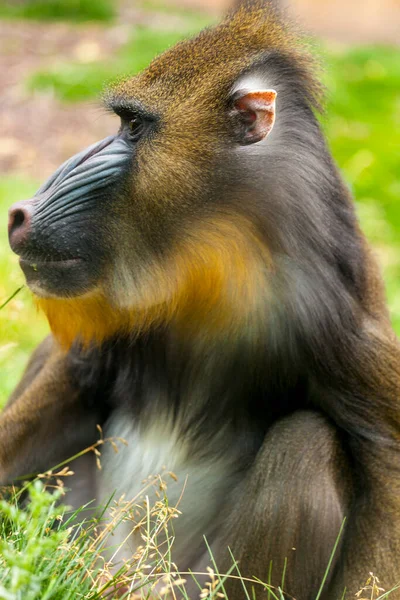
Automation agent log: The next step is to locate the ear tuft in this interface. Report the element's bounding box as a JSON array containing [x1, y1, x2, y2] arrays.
[[231, 89, 277, 145]]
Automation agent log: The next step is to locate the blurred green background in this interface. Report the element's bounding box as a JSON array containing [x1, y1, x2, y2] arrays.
[[0, 0, 399, 404]]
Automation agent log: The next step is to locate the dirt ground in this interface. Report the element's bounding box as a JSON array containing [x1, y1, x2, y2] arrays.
[[181, 0, 400, 44], [0, 2, 199, 179], [0, 18, 119, 178]]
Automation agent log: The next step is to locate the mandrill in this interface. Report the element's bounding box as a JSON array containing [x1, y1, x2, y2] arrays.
[[2, 2, 400, 598]]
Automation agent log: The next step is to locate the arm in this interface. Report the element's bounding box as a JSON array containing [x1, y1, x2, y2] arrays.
[[0, 337, 101, 483]]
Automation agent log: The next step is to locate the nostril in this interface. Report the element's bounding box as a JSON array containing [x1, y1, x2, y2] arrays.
[[11, 209, 25, 231], [8, 201, 34, 252]]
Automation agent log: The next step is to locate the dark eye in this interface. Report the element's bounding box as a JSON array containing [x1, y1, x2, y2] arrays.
[[127, 116, 145, 140]]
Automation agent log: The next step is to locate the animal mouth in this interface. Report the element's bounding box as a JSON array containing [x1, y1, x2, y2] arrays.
[[19, 257, 83, 270], [18, 256, 91, 299]]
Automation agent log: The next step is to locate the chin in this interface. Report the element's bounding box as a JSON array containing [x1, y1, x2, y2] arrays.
[[19, 257, 97, 299]]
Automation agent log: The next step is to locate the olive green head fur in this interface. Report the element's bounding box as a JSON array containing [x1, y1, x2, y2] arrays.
[[105, 0, 322, 113], [10, 0, 349, 351]]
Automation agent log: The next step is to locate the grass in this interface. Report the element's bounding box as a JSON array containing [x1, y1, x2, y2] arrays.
[[323, 45, 400, 335], [0, 0, 115, 22], [0, 468, 274, 600], [0, 480, 101, 600], [0, 177, 49, 403], [0, 469, 396, 599]]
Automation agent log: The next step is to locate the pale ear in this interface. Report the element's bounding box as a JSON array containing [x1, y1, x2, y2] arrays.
[[231, 89, 277, 145]]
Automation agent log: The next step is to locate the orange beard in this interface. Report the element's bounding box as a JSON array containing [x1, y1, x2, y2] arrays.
[[36, 292, 164, 350], [36, 216, 272, 349]]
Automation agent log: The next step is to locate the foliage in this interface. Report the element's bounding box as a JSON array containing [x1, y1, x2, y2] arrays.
[[0, 0, 115, 22], [323, 45, 400, 334], [0, 480, 98, 599], [0, 475, 395, 598], [0, 472, 260, 600]]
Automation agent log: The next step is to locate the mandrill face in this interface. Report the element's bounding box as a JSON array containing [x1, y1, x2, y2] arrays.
[[7, 24, 280, 349]]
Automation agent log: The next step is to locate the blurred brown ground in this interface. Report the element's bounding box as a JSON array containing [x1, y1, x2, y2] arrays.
[[0, 0, 399, 181], [286, 0, 400, 45], [0, 19, 119, 178], [175, 0, 400, 45], [0, 2, 206, 178]]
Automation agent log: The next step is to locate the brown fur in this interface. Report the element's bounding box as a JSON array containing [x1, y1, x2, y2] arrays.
[[0, 339, 99, 481], [2, 2, 400, 599], [108, 3, 319, 106]]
